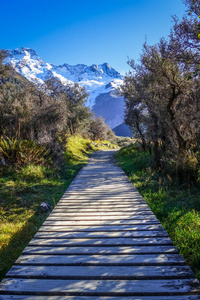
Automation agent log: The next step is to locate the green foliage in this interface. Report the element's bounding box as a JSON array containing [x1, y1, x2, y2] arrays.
[[115, 145, 200, 280], [0, 137, 50, 168], [88, 116, 111, 141], [118, 0, 200, 182]]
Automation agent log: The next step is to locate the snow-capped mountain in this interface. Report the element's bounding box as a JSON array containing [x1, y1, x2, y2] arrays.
[[5, 47, 125, 129]]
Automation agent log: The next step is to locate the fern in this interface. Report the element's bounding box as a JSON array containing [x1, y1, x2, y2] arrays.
[[0, 137, 51, 167]]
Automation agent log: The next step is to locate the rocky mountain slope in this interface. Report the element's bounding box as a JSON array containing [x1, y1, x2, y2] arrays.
[[5, 48, 125, 129]]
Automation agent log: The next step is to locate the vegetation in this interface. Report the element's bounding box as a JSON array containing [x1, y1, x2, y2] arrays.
[[0, 49, 118, 281], [115, 144, 200, 280], [0, 135, 116, 281], [119, 0, 200, 182], [117, 2, 200, 279]]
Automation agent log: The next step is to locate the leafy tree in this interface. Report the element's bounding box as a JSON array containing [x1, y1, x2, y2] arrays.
[[120, 34, 200, 177], [44, 78, 91, 136], [88, 116, 111, 141]]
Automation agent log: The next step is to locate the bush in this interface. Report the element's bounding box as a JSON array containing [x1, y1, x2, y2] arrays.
[[0, 138, 50, 168]]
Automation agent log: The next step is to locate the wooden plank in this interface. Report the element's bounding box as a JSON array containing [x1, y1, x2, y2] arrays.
[[60, 195, 143, 198], [68, 186, 137, 189], [38, 224, 164, 231], [68, 187, 137, 192], [43, 220, 160, 225], [69, 182, 135, 186], [56, 203, 146, 207], [71, 181, 133, 184], [58, 198, 144, 201], [48, 212, 154, 217], [7, 265, 194, 279], [51, 207, 152, 212], [58, 200, 145, 204], [1, 278, 199, 295], [59, 199, 144, 203], [63, 192, 138, 195], [34, 230, 168, 238], [52, 207, 151, 212], [29, 237, 173, 246], [63, 190, 138, 193], [22, 245, 179, 255], [46, 216, 157, 221], [53, 203, 150, 208], [15, 254, 184, 265]]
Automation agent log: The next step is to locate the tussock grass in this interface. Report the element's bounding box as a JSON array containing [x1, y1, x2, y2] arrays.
[[115, 145, 200, 280]]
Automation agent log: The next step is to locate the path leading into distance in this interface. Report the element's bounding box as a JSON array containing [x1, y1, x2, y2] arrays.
[[0, 150, 200, 299]]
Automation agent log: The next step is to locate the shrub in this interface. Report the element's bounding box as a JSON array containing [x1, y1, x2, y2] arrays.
[[0, 137, 50, 168]]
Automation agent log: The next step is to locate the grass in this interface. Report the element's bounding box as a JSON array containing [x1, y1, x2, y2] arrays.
[[0, 135, 117, 281], [115, 145, 200, 280]]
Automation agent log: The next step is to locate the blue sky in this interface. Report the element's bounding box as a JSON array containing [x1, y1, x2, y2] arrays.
[[1, 0, 186, 74]]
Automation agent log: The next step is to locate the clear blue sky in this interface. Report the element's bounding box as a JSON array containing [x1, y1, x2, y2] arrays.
[[1, 0, 186, 74]]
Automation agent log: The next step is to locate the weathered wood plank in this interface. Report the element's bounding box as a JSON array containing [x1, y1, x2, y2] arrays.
[[38, 224, 164, 231], [46, 216, 157, 220], [56, 203, 146, 207], [34, 230, 168, 238], [50, 208, 152, 212], [7, 265, 194, 279], [63, 192, 139, 195], [1, 278, 200, 295], [22, 245, 179, 255], [58, 200, 145, 204], [15, 254, 185, 265], [60, 195, 143, 199], [52, 206, 150, 211], [43, 220, 160, 226], [48, 212, 154, 217], [29, 237, 173, 246]]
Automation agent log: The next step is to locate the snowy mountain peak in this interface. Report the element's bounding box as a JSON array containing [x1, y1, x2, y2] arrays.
[[55, 62, 122, 81], [9, 47, 42, 62], [12, 47, 37, 56], [4, 48, 125, 129], [87, 63, 121, 78]]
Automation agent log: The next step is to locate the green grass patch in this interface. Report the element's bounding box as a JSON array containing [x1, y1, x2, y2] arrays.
[[115, 145, 200, 280], [64, 135, 118, 164]]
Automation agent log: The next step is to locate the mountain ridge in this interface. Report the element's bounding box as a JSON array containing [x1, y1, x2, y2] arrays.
[[5, 47, 125, 129]]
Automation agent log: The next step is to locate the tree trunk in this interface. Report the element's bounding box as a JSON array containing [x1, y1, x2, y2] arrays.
[[167, 87, 187, 152]]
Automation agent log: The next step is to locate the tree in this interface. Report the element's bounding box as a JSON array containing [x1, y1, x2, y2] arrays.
[[120, 35, 200, 174], [88, 116, 110, 141], [43, 78, 91, 136]]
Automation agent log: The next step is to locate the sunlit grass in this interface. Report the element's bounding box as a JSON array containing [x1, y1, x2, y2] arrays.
[[115, 145, 200, 280], [0, 170, 70, 281]]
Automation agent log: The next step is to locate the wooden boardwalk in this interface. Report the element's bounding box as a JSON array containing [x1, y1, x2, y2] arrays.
[[0, 150, 200, 299]]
